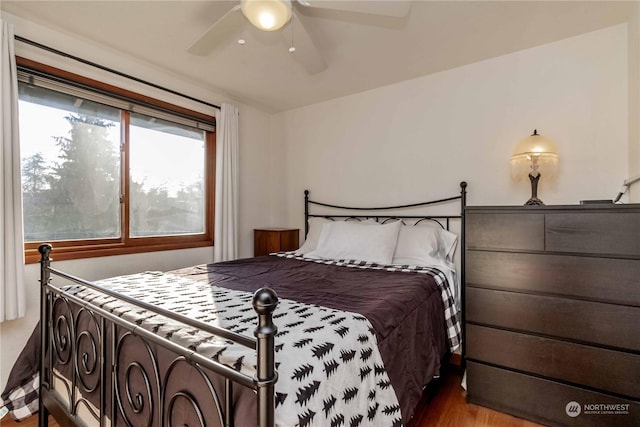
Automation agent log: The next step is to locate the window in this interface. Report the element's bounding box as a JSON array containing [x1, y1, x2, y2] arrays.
[[18, 60, 215, 263], [128, 113, 207, 237]]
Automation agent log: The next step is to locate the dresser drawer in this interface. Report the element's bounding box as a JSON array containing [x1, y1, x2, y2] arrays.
[[466, 212, 544, 251], [546, 212, 640, 256], [467, 325, 640, 398], [466, 251, 640, 306], [466, 287, 640, 351], [467, 361, 640, 427]]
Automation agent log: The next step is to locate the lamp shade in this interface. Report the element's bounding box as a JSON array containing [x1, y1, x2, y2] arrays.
[[241, 0, 292, 31], [512, 129, 558, 160], [511, 129, 559, 179]]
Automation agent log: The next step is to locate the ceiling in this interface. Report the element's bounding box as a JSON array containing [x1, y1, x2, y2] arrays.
[[1, 1, 634, 113]]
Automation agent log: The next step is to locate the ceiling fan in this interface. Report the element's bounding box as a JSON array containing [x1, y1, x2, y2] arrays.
[[188, 0, 411, 74]]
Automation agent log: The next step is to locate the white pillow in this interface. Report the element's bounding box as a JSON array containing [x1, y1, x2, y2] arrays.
[[297, 218, 379, 255], [392, 225, 459, 266], [440, 229, 458, 262], [297, 217, 331, 255], [306, 220, 401, 264], [392, 225, 443, 267]]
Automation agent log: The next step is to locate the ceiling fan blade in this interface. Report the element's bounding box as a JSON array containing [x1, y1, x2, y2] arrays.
[[188, 4, 242, 56], [297, 0, 411, 18], [290, 10, 327, 74]]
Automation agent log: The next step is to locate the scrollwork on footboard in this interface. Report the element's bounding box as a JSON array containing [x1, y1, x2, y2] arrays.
[[162, 358, 224, 427], [47, 289, 105, 423], [75, 310, 104, 422], [74, 308, 101, 394], [38, 243, 279, 427], [114, 332, 159, 427], [113, 331, 227, 427], [51, 296, 73, 367], [48, 294, 74, 410]]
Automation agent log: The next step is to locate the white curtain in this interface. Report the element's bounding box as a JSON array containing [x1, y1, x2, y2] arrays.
[[214, 103, 239, 262], [0, 19, 26, 322]]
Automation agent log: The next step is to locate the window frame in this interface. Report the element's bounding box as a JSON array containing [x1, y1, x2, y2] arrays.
[[19, 57, 216, 264]]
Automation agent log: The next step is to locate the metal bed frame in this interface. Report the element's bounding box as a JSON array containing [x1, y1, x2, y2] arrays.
[[38, 244, 278, 427], [36, 181, 467, 427]]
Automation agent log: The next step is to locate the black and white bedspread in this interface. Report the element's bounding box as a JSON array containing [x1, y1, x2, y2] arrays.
[[69, 272, 403, 427], [3, 254, 460, 424]]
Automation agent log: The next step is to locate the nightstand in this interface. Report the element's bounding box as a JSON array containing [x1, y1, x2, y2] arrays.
[[254, 228, 299, 256]]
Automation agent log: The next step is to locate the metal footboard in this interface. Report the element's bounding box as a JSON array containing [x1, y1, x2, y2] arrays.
[[38, 243, 278, 427]]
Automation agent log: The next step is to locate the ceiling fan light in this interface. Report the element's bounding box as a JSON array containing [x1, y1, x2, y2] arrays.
[[241, 0, 292, 31]]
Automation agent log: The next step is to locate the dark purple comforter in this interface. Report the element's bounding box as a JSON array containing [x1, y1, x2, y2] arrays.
[[172, 256, 450, 422]]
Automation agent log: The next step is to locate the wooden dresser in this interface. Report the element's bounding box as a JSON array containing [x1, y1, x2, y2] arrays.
[[254, 228, 299, 256], [464, 204, 640, 427]]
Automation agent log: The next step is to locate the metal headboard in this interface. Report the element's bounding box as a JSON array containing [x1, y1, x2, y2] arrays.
[[304, 181, 467, 236]]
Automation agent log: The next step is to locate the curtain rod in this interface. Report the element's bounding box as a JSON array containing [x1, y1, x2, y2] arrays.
[[14, 35, 221, 110]]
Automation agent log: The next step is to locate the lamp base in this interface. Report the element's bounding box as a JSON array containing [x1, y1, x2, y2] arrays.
[[524, 173, 544, 206], [525, 197, 545, 206]]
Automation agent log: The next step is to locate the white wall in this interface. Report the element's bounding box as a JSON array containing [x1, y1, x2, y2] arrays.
[[275, 25, 629, 232], [0, 12, 280, 390], [629, 2, 640, 202]]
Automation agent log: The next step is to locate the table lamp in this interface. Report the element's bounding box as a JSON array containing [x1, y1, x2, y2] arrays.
[[511, 130, 558, 205]]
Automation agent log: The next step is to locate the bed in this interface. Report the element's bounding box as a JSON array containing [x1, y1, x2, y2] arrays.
[[2, 182, 467, 427]]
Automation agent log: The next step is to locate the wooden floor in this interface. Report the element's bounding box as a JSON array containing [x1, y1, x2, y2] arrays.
[[1, 366, 542, 427], [408, 365, 543, 427], [0, 413, 52, 427]]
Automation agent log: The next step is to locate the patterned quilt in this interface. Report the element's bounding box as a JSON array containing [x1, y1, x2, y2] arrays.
[[69, 272, 403, 427]]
